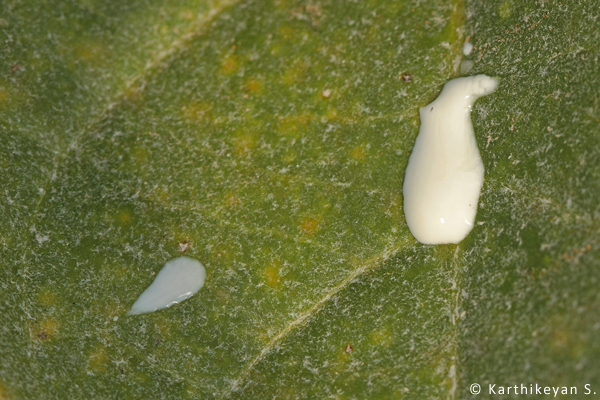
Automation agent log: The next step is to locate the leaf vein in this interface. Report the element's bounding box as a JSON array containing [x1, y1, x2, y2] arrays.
[[219, 239, 409, 399]]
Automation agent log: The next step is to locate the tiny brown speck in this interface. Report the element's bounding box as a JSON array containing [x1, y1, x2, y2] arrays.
[[400, 72, 412, 83], [178, 241, 190, 253], [344, 344, 353, 353], [37, 331, 49, 340]]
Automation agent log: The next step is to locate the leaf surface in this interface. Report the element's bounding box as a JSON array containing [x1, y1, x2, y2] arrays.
[[1, 0, 599, 399]]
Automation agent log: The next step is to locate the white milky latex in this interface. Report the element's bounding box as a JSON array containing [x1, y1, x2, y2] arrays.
[[127, 256, 206, 315], [403, 75, 498, 244]]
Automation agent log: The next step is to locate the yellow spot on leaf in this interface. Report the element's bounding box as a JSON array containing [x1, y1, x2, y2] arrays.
[[221, 56, 239, 75], [104, 303, 124, 320], [351, 145, 366, 161], [548, 321, 585, 359], [152, 186, 170, 203], [88, 345, 108, 373], [499, 0, 512, 19], [123, 86, 143, 105], [274, 0, 293, 9], [279, 112, 313, 137], [263, 259, 282, 289], [182, 101, 213, 124], [0, 86, 7, 104], [132, 146, 148, 165], [0, 381, 10, 400], [278, 24, 295, 39], [330, 342, 355, 373], [233, 134, 256, 156], [324, 107, 339, 122], [283, 151, 297, 164], [281, 63, 307, 86], [31, 318, 58, 341], [155, 315, 172, 338], [38, 287, 56, 306], [301, 216, 320, 236], [210, 243, 233, 264], [224, 191, 242, 208], [179, 9, 195, 21], [369, 325, 393, 347], [72, 42, 110, 66], [244, 78, 263, 95], [380, 192, 404, 223], [115, 209, 132, 226], [134, 371, 150, 383]]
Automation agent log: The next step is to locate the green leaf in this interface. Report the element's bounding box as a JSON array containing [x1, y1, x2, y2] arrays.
[[1, 0, 599, 398]]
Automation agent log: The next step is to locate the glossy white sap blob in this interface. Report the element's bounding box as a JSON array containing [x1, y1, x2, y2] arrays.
[[127, 256, 206, 315], [403, 75, 498, 244], [463, 41, 474, 56]]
